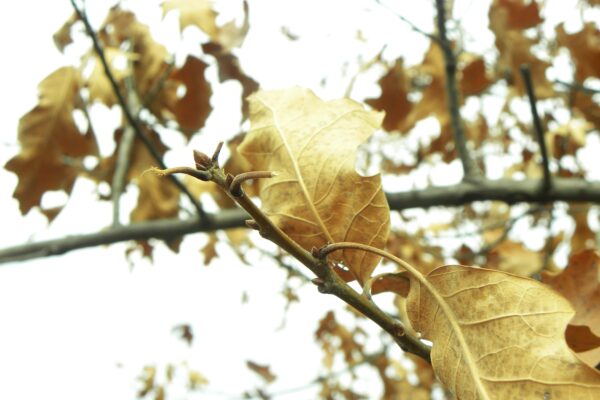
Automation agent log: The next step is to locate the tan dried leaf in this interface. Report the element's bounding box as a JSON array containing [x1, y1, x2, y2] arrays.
[[86, 48, 134, 107], [53, 12, 78, 52], [129, 131, 180, 222], [103, 8, 173, 118], [162, 0, 218, 39], [486, 240, 543, 276], [4, 67, 97, 217], [239, 88, 390, 283], [543, 249, 600, 338], [201, 234, 218, 265], [407, 265, 600, 399], [489, 0, 553, 98], [246, 360, 277, 384]]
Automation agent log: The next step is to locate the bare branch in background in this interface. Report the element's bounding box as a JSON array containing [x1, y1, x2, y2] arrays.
[[3, 177, 600, 264], [521, 65, 551, 193], [374, 0, 440, 44], [435, 0, 482, 181]]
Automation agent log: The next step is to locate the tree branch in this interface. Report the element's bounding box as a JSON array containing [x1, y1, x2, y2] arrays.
[[374, 0, 440, 44], [520, 65, 551, 193], [434, 0, 482, 181], [555, 79, 600, 95], [3, 177, 600, 265], [70, 0, 206, 220]]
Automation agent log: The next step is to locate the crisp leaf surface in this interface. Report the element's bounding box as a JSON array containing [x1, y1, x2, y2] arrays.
[[407, 265, 600, 399], [239, 87, 390, 282]]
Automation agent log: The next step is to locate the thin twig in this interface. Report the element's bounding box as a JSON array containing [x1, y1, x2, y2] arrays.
[[4, 177, 600, 264], [521, 65, 551, 193], [374, 0, 440, 44], [157, 154, 432, 362], [142, 61, 175, 109], [70, 0, 206, 220], [435, 0, 482, 181], [554, 79, 600, 95], [111, 44, 138, 226]]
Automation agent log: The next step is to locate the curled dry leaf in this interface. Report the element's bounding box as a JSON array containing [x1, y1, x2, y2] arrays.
[[407, 265, 600, 399], [4, 67, 97, 218], [239, 87, 390, 283]]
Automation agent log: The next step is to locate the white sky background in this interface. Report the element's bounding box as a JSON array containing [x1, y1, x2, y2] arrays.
[[0, 1, 599, 399]]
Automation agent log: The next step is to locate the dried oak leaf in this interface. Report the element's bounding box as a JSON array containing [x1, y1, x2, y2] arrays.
[[569, 206, 596, 253], [246, 360, 277, 384], [5, 67, 97, 217], [170, 55, 212, 136], [103, 8, 174, 119], [53, 12, 78, 52], [239, 87, 390, 283], [163, 0, 249, 50], [486, 240, 543, 277], [86, 48, 134, 107], [493, 0, 543, 30], [407, 264, 600, 399], [202, 42, 259, 119], [460, 56, 493, 97], [542, 249, 600, 339], [489, 0, 553, 98], [129, 131, 180, 222], [365, 58, 414, 133], [556, 22, 600, 82], [201, 233, 218, 265], [162, 0, 218, 39]]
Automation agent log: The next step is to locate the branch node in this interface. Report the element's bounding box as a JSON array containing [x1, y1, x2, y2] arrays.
[[245, 219, 260, 230], [230, 171, 276, 197]]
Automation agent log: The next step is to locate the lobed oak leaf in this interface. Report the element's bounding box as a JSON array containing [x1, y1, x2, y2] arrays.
[[489, 1, 554, 98], [569, 206, 596, 253], [53, 12, 78, 52], [202, 42, 259, 119], [460, 57, 493, 97], [102, 8, 173, 118], [239, 87, 390, 283], [493, 0, 543, 30], [486, 240, 543, 277], [163, 0, 249, 51], [407, 264, 600, 399], [542, 249, 600, 339], [365, 58, 414, 133], [556, 22, 600, 82], [170, 55, 212, 136], [4, 67, 97, 217], [162, 0, 218, 39]]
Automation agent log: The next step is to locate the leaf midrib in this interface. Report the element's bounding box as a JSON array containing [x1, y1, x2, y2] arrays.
[[256, 96, 334, 243]]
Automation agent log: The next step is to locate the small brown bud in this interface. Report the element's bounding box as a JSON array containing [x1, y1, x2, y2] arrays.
[[245, 219, 260, 230], [193, 150, 212, 171]]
